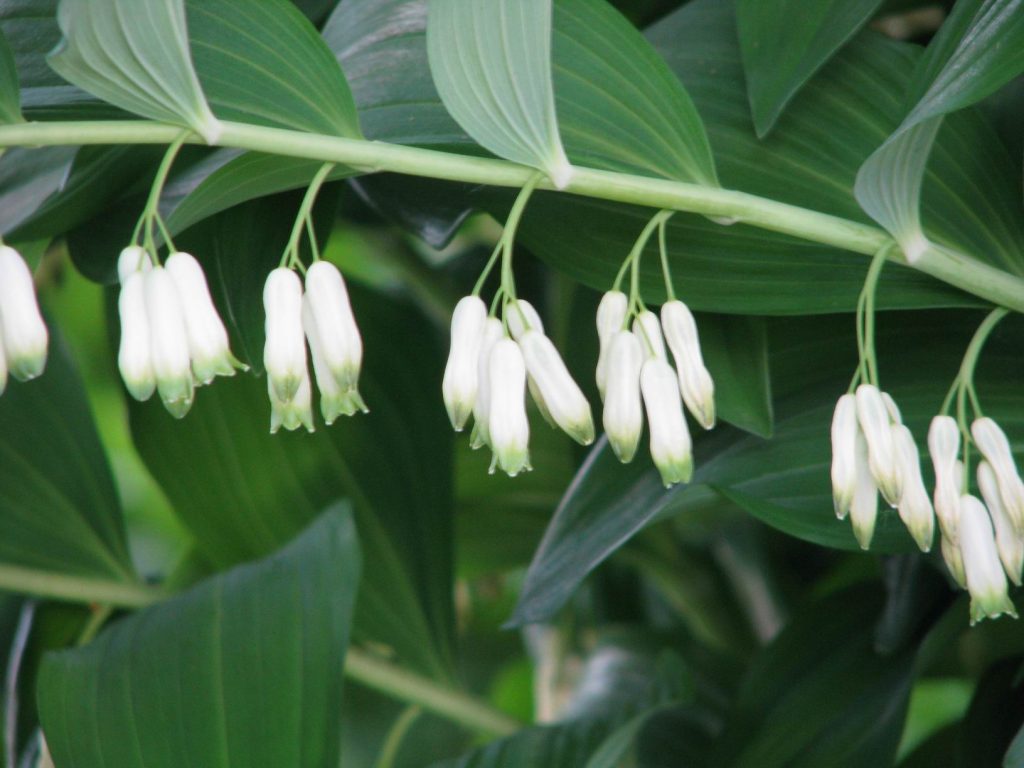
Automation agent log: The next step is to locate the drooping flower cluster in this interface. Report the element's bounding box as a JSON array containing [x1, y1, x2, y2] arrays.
[[598, 292, 715, 487], [444, 295, 594, 476], [117, 247, 243, 417], [0, 245, 48, 394], [263, 261, 366, 434]]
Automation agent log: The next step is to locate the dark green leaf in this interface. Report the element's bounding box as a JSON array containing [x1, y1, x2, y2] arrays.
[[434, 721, 610, 768], [0, 146, 75, 237], [737, 0, 883, 136], [0, 25, 22, 123], [697, 314, 772, 438], [38, 507, 361, 768], [957, 657, 1024, 767]]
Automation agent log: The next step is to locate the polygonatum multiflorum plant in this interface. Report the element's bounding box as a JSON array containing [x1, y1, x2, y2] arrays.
[[0, 0, 1022, 766]]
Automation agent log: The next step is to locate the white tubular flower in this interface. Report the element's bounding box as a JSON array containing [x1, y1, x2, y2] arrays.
[[303, 298, 367, 424], [520, 330, 595, 445], [304, 261, 364, 394], [640, 356, 692, 487], [660, 300, 715, 429], [830, 394, 858, 520], [971, 417, 1024, 532], [470, 318, 505, 450], [144, 267, 193, 418], [881, 392, 902, 424], [929, 415, 962, 540], [595, 290, 628, 399], [978, 461, 1024, 586], [117, 245, 151, 282], [268, 367, 314, 434], [487, 339, 531, 476], [0, 245, 48, 381], [442, 295, 487, 431], [632, 310, 666, 359], [117, 271, 155, 402], [892, 424, 935, 552], [165, 252, 240, 385], [603, 330, 644, 463], [506, 299, 543, 340], [850, 430, 878, 550], [263, 268, 307, 404], [959, 494, 1018, 624], [942, 534, 967, 589], [855, 384, 901, 506]]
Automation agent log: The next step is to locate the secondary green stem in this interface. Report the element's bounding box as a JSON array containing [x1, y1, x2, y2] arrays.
[[0, 564, 166, 608], [3, 120, 1022, 312], [282, 161, 335, 268]]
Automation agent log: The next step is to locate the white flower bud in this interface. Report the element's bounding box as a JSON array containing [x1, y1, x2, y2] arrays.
[[144, 266, 193, 418], [506, 299, 543, 340], [850, 430, 878, 549], [487, 339, 530, 476], [263, 268, 307, 404], [0, 245, 48, 381], [603, 330, 644, 463], [830, 394, 858, 520], [892, 425, 935, 552], [929, 415, 961, 540], [959, 494, 1017, 624], [660, 300, 715, 429], [855, 384, 901, 506], [978, 461, 1024, 586], [303, 298, 367, 425], [942, 533, 967, 589], [881, 392, 902, 424], [595, 290, 628, 399], [117, 245, 151, 282], [520, 330, 594, 445], [165, 252, 240, 385], [304, 261, 363, 394], [442, 295, 487, 431], [117, 271, 155, 402], [631, 310, 666, 359], [470, 318, 505, 450], [268, 367, 314, 434], [640, 356, 692, 487], [971, 417, 1024, 532]]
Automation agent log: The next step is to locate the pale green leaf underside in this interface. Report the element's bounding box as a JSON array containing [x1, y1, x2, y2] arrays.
[[38, 508, 361, 768], [47, 0, 221, 141], [427, 0, 572, 187]]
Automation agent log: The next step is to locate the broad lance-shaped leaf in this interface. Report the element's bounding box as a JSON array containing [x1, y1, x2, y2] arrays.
[[738, 0, 883, 137], [0, 25, 21, 123], [427, 0, 573, 187], [38, 507, 361, 768], [47, 0, 222, 142]]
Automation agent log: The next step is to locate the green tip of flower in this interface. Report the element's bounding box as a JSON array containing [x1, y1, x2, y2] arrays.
[[568, 418, 595, 446], [833, 493, 851, 521], [655, 455, 693, 488], [852, 522, 875, 551], [609, 438, 638, 464], [162, 394, 194, 420], [490, 447, 531, 477], [969, 594, 1018, 625], [8, 352, 47, 382]]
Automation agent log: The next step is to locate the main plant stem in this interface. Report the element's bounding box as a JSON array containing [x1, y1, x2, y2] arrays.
[[3, 119, 1023, 313]]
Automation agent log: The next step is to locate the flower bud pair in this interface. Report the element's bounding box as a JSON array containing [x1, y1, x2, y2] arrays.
[[0, 245, 49, 393], [971, 418, 1024, 532], [958, 494, 1018, 624]]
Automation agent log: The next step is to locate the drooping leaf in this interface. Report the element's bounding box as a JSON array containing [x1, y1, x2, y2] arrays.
[[0, 26, 22, 123], [38, 507, 361, 768], [0, 146, 75, 237], [426, 0, 572, 186], [47, 0, 221, 141], [737, 0, 884, 136]]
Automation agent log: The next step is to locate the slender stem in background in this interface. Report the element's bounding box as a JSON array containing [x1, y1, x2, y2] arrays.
[[0, 565, 165, 608], [373, 705, 422, 768], [4, 601, 36, 768], [1, 120, 1021, 312]]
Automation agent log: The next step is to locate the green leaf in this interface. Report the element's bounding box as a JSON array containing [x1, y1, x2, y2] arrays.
[[957, 658, 1024, 768], [434, 722, 610, 768], [0, 25, 22, 123], [38, 507, 361, 768], [0, 146, 76, 237], [0, 329, 134, 583], [186, 0, 362, 136], [47, 0, 221, 141], [698, 314, 772, 438], [427, 0, 572, 186], [737, 0, 883, 137]]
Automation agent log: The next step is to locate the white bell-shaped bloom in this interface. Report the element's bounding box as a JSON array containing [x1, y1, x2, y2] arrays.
[[831, 394, 858, 520], [144, 266, 193, 418], [487, 339, 531, 476], [603, 330, 644, 463], [0, 245, 48, 381], [855, 384, 901, 506], [506, 299, 543, 340], [519, 330, 594, 445], [640, 356, 692, 487], [929, 415, 962, 540], [942, 533, 967, 589], [165, 252, 240, 385], [304, 261, 363, 394], [117, 271, 155, 402], [442, 295, 487, 431], [959, 494, 1017, 624], [632, 310, 666, 359], [303, 298, 367, 425], [470, 318, 505, 450], [117, 245, 151, 282], [660, 300, 715, 429], [268, 367, 314, 434], [892, 424, 935, 552], [977, 461, 1024, 586], [850, 430, 878, 549], [971, 417, 1024, 532], [595, 290, 628, 399], [263, 268, 307, 404]]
